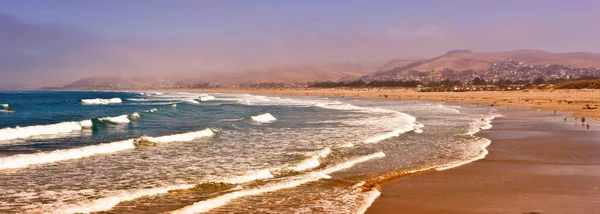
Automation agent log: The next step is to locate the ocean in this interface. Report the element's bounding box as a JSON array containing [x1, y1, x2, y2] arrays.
[[0, 91, 499, 213]]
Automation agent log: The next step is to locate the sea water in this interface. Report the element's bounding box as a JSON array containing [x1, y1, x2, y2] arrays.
[[0, 91, 498, 213]]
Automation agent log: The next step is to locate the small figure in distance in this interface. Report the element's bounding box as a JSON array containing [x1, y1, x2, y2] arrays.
[[586, 124, 590, 129], [564, 117, 567, 122]]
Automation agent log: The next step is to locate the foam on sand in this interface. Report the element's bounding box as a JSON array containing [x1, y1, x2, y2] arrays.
[[81, 98, 122, 105], [0, 120, 93, 141], [288, 147, 331, 171], [356, 188, 382, 214], [251, 113, 277, 123], [0, 129, 214, 170], [170, 152, 386, 214], [435, 138, 492, 171]]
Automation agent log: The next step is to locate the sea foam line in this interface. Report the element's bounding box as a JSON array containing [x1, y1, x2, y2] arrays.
[[250, 113, 277, 123], [53, 168, 276, 214], [81, 98, 122, 105], [170, 152, 386, 214], [0, 120, 93, 141], [0, 129, 214, 170]]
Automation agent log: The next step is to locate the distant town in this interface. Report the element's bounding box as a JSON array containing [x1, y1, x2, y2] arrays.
[[52, 58, 600, 92]]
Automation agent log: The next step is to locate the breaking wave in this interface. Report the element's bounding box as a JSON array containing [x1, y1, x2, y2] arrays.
[[0, 129, 214, 170], [199, 94, 216, 101], [1, 104, 8, 108], [170, 152, 386, 214], [0, 120, 93, 142], [288, 147, 331, 171], [98, 115, 131, 124], [55, 184, 196, 214], [251, 113, 277, 123], [81, 98, 122, 105]]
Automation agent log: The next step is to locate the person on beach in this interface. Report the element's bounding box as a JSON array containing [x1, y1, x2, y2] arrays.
[[586, 124, 591, 129], [554, 110, 556, 115], [564, 117, 567, 122], [581, 117, 585, 124]]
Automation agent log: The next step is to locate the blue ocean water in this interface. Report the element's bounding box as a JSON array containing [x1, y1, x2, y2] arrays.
[[0, 91, 496, 213]]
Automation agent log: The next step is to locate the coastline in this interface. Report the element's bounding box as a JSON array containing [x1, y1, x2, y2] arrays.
[[62, 88, 599, 212], [365, 107, 600, 213], [150, 88, 598, 213], [150, 88, 600, 120]]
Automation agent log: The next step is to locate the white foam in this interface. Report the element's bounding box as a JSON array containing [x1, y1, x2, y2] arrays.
[[0, 139, 135, 169], [199, 94, 216, 101], [171, 103, 177, 108], [55, 184, 195, 214], [143, 129, 214, 143], [288, 147, 331, 171], [131, 112, 140, 118], [170, 152, 385, 214], [187, 99, 200, 104], [435, 138, 492, 171], [466, 113, 502, 136], [226, 169, 274, 184], [99, 115, 130, 124], [0, 129, 214, 170], [0, 120, 93, 141], [356, 188, 382, 214], [81, 98, 122, 105], [144, 108, 158, 113], [251, 113, 277, 123], [1, 104, 8, 108]]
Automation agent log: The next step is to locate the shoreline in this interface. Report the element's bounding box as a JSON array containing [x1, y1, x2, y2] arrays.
[[365, 107, 600, 213], [148, 88, 600, 120], [41, 88, 599, 212], [148, 88, 598, 213]]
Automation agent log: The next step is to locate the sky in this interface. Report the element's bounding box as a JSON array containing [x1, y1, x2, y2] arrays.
[[1, 0, 600, 88]]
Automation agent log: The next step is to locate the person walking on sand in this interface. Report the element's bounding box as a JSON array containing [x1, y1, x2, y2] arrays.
[[581, 117, 585, 124], [564, 117, 567, 122], [586, 124, 590, 129]]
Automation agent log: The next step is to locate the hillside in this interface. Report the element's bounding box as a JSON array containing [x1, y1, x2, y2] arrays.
[[365, 50, 600, 80], [64, 77, 140, 88], [205, 63, 379, 85]]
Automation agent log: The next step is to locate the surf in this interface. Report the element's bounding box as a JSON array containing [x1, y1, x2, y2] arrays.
[[170, 152, 386, 214], [0, 129, 214, 170], [81, 98, 123, 105], [251, 113, 277, 123], [0, 120, 93, 142]]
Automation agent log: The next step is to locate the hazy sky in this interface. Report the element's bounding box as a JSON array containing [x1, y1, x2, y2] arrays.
[[1, 0, 599, 87]]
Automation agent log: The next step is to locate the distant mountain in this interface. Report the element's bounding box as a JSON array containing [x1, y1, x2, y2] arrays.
[[205, 62, 380, 85], [63, 77, 139, 88], [364, 49, 600, 80]]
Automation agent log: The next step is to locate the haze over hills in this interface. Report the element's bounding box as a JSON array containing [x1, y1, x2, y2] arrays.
[[364, 49, 600, 80], [53, 49, 600, 90]]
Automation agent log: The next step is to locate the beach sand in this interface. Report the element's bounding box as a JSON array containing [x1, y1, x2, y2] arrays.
[[366, 108, 600, 214]]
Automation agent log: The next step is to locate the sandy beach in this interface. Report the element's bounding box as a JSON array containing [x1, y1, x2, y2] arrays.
[[366, 107, 600, 213]]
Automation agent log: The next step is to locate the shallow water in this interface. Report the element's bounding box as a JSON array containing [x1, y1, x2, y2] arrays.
[[0, 91, 496, 213]]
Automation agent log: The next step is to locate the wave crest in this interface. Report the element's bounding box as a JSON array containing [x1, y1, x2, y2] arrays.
[[0, 120, 92, 141], [0, 129, 214, 170], [81, 98, 122, 105], [251, 113, 277, 123]]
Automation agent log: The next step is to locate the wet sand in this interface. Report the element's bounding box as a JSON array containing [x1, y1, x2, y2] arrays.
[[366, 108, 600, 214]]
